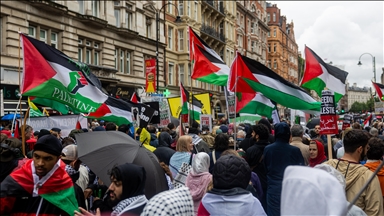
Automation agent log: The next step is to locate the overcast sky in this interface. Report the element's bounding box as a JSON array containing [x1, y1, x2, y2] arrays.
[[270, 1, 383, 88]]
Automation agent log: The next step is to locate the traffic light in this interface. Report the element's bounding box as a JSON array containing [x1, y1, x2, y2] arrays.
[[341, 107, 345, 113], [209, 93, 213, 101]]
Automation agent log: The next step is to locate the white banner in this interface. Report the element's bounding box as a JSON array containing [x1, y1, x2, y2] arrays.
[[159, 99, 171, 128], [21, 115, 87, 137]]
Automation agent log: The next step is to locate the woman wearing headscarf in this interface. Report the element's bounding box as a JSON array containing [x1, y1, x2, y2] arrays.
[[185, 152, 212, 215], [169, 135, 194, 178], [309, 139, 327, 167]]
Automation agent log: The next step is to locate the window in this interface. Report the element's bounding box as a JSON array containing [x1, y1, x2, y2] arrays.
[[273, 29, 276, 37], [273, 12, 276, 22], [178, 29, 184, 51], [114, 48, 132, 74], [168, 62, 174, 85], [28, 25, 58, 48], [179, 64, 184, 84], [273, 43, 276, 52], [267, 13, 270, 22], [168, 26, 173, 49], [114, 9, 120, 27], [273, 59, 277, 69], [251, 22, 254, 33], [92, 0, 99, 17], [79, 38, 102, 65], [251, 41, 255, 52], [194, 1, 198, 20], [168, 0, 173, 15], [187, 1, 191, 16], [126, 11, 133, 29], [268, 44, 271, 52], [78, 0, 84, 14], [51, 32, 58, 49], [179, 1, 184, 16], [268, 62, 271, 68], [268, 31, 270, 37], [251, 5, 256, 12]]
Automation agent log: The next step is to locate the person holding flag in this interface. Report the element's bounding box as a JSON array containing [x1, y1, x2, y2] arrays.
[[0, 134, 78, 215]]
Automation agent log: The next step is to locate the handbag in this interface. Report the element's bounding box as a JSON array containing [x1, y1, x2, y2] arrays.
[[173, 153, 193, 189]]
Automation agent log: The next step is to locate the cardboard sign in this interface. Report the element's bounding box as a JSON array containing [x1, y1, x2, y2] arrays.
[[200, 114, 212, 132], [227, 95, 236, 119], [320, 90, 338, 134], [159, 99, 171, 128], [145, 59, 156, 93], [342, 114, 353, 130]]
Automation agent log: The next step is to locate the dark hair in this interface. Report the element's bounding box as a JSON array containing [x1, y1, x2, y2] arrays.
[[167, 123, 175, 130], [214, 133, 229, 152], [188, 127, 199, 135], [258, 118, 272, 134], [110, 166, 122, 182], [62, 137, 75, 148], [191, 121, 200, 129], [147, 125, 157, 133], [118, 124, 129, 133], [344, 129, 370, 154], [252, 124, 269, 140], [352, 122, 362, 130], [302, 137, 310, 145], [105, 122, 117, 131], [367, 137, 384, 160]]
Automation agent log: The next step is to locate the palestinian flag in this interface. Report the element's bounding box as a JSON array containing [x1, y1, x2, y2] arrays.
[[363, 113, 372, 128], [180, 82, 202, 121], [86, 96, 133, 126], [30, 97, 78, 115], [131, 92, 139, 103], [230, 52, 321, 113], [28, 97, 44, 117], [0, 159, 78, 215], [20, 33, 108, 114], [301, 46, 348, 102], [189, 27, 229, 86], [236, 92, 275, 118], [372, 81, 384, 101]]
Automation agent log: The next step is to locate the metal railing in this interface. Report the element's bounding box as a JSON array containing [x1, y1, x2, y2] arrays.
[[200, 23, 226, 43]]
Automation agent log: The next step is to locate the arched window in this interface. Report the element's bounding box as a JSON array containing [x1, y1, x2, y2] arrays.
[[251, 5, 256, 12]]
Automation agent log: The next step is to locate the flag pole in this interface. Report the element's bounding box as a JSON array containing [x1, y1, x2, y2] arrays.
[[233, 52, 239, 150], [21, 107, 30, 156], [11, 97, 22, 134], [18, 30, 27, 156]]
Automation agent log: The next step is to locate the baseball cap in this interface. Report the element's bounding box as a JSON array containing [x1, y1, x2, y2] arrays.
[[61, 144, 78, 161]]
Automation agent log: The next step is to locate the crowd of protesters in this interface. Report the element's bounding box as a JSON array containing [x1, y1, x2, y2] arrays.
[[1, 116, 384, 216]]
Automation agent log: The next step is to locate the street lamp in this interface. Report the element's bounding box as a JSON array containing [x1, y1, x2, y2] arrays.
[[357, 53, 376, 83], [155, 3, 181, 93]]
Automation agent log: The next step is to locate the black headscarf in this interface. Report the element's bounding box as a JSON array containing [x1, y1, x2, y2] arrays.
[[258, 118, 272, 134], [274, 122, 291, 142], [116, 163, 146, 199]]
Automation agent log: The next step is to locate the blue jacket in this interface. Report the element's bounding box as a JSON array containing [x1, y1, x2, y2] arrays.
[[263, 138, 304, 195]]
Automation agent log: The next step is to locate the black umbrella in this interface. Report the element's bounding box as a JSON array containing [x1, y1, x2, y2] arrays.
[[75, 131, 168, 199], [306, 117, 320, 129]]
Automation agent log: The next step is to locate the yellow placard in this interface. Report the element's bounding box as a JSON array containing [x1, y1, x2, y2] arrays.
[[167, 93, 211, 118]]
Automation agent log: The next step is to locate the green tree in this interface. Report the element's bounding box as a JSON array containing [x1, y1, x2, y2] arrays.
[[366, 97, 374, 112], [350, 101, 365, 113]]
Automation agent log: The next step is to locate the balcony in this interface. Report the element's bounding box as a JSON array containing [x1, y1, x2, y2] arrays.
[[200, 23, 226, 43], [204, 1, 225, 15], [28, 0, 68, 14]]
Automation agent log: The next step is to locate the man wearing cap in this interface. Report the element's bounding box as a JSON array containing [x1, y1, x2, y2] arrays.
[[0, 134, 78, 215], [263, 122, 304, 216], [62, 144, 88, 209], [51, 128, 62, 141]]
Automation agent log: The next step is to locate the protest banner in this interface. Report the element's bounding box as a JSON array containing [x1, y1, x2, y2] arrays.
[[159, 99, 171, 128], [200, 114, 212, 132], [21, 115, 87, 137], [139, 104, 156, 128], [144, 102, 160, 124], [342, 114, 353, 130]]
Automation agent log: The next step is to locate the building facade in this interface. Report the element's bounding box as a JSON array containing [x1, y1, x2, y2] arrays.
[[347, 83, 371, 110], [236, 0, 269, 65], [1, 0, 164, 114], [266, 3, 299, 84], [163, 0, 237, 118]]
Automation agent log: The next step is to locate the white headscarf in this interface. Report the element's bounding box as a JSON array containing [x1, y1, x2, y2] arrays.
[[281, 166, 348, 215], [191, 152, 210, 174]]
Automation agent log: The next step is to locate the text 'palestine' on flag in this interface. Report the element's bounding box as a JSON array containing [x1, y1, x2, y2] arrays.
[[20, 33, 108, 114], [230, 52, 321, 113], [180, 82, 202, 121], [301, 46, 348, 102], [189, 26, 229, 86]]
